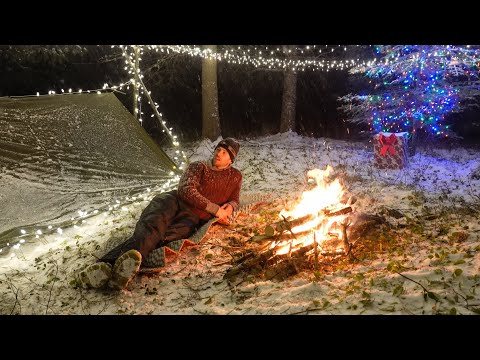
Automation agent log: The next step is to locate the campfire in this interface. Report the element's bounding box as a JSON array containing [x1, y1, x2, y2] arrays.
[[272, 165, 354, 257], [225, 165, 357, 282]]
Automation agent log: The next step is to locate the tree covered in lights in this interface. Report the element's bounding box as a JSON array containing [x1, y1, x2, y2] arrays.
[[339, 45, 480, 140]]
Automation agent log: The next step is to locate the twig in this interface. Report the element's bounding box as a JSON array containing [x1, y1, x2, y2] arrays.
[[393, 270, 433, 300], [45, 257, 59, 315], [341, 220, 352, 260], [448, 284, 480, 313], [209, 241, 237, 259], [193, 308, 208, 315], [19, 273, 43, 288], [289, 307, 325, 315], [450, 286, 469, 306], [4, 275, 21, 315], [77, 285, 88, 315], [213, 259, 233, 266], [170, 261, 193, 276]]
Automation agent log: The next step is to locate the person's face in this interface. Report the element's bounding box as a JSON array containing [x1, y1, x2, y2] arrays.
[[213, 147, 232, 168]]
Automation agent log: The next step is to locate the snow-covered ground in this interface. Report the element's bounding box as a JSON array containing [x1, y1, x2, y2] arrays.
[[1, 132, 479, 315]]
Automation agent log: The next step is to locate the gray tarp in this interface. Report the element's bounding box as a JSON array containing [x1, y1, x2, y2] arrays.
[[0, 92, 179, 247]]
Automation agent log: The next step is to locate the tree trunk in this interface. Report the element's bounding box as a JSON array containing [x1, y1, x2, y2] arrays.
[[201, 45, 221, 140], [409, 118, 420, 156], [280, 67, 297, 133]]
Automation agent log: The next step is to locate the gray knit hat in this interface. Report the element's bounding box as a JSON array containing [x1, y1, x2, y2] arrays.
[[215, 138, 240, 162]]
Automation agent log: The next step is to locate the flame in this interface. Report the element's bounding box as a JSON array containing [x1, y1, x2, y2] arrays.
[[274, 165, 349, 255], [280, 165, 345, 220]]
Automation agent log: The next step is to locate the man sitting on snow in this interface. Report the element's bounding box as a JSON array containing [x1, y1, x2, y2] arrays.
[[77, 138, 242, 290]]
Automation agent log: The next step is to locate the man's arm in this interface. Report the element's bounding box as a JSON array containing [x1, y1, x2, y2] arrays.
[[217, 173, 242, 220], [177, 162, 220, 216], [224, 175, 242, 212]]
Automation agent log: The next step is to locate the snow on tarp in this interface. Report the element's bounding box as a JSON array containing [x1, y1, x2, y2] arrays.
[[0, 92, 179, 248]]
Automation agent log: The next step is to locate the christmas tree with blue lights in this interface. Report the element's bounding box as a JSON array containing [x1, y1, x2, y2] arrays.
[[339, 45, 480, 141]]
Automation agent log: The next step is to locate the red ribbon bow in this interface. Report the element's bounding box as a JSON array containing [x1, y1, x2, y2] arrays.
[[379, 133, 397, 156]]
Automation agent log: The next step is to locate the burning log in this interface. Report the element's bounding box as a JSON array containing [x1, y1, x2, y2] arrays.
[[324, 206, 353, 217], [226, 222, 359, 281], [265, 206, 353, 238], [270, 214, 315, 233], [227, 167, 358, 281]]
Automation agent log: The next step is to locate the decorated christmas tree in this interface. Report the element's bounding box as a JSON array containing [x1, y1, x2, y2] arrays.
[[339, 45, 480, 141]]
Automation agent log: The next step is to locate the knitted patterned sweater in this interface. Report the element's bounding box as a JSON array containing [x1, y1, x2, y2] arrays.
[[177, 160, 242, 221]]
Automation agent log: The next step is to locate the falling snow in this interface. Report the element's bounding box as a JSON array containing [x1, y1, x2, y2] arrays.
[[1, 132, 479, 315]]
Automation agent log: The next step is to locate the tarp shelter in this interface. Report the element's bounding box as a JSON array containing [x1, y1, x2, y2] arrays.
[[0, 92, 179, 248]]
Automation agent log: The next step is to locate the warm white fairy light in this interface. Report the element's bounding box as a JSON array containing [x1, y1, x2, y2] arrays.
[[144, 45, 371, 72], [2, 81, 133, 100], [119, 45, 189, 170], [1, 44, 274, 254], [1, 177, 180, 254]]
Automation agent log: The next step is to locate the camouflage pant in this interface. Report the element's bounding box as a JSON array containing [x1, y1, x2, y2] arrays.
[[100, 190, 202, 264]]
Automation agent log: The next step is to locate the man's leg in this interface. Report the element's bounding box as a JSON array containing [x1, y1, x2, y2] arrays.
[[133, 191, 180, 258], [77, 262, 112, 289], [139, 207, 203, 268], [108, 249, 143, 290], [99, 190, 179, 264], [163, 209, 201, 245], [99, 236, 136, 265]]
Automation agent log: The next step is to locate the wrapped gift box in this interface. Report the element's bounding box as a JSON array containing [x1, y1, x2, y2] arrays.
[[373, 132, 409, 169]]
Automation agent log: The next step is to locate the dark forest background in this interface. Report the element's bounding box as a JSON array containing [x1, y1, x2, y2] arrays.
[[1, 45, 479, 146]]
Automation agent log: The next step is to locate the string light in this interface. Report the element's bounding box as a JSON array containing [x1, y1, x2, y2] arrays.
[[119, 45, 189, 170], [143, 45, 374, 72], [1, 177, 180, 255], [0, 82, 133, 99], [2, 44, 374, 255], [0, 48, 189, 254], [341, 45, 480, 138]]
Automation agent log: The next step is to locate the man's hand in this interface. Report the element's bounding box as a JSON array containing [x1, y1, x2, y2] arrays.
[[215, 203, 233, 220]]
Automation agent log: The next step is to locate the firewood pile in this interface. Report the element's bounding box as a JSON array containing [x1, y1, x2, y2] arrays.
[[219, 196, 387, 283]]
